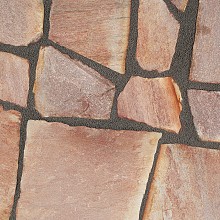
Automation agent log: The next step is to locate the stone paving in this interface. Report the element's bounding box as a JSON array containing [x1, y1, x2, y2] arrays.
[[0, 0, 219, 220]]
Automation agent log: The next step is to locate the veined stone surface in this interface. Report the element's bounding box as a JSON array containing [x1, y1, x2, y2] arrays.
[[190, 0, 220, 83], [143, 144, 220, 220], [171, 0, 188, 11], [136, 0, 180, 72], [17, 120, 162, 220], [49, 0, 131, 74], [0, 0, 44, 46], [188, 89, 220, 142], [0, 52, 29, 107], [118, 76, 182, 133], [0, 106, 21, 219], [34, 46, 115, 119]]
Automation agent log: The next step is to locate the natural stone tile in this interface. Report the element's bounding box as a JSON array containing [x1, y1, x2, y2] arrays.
[[188, 90, 220, 142], [17, 120, 161, 220], [143, 144, 220, 220], [136, 0, 179, 72], [49, 0, 131, 74], [171, 0, 188, 11], [190, 0, 220, 83], [0, 0, 44, 46], [0, 52, 29, 107], [34, 46, 115, 119], [0, 106, 21, 219], [118, 76, 182, 133]]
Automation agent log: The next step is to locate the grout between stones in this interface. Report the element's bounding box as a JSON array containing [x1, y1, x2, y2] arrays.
[[0, 0, 218, 219]]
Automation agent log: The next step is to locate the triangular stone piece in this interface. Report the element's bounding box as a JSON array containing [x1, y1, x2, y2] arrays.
[[34, 47, 115, 119]]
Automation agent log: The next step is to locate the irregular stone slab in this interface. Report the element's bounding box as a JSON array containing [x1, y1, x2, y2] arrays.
[[49, 0, 131, 74], [190, 0, 220, 83], [136, 0, 179, 72], [34, 46, 115, 119], [171, 0, 188, 11], [0, 0, 44, 46], [0, 52, 29, 107], [118, 76, 182, 133], [188, 90, 220, 142], [0, 106, 21, 219], [143, 144, 220, 220], [17, 120, 161, 220]]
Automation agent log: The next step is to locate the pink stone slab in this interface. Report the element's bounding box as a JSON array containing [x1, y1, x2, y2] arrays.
[[0, 106, 21, 219], [136, 0, 180, 72], [49, 0, 131, 74], [17, 120, 162, 220], [188, 89, 220, 142], [0, 52, 29, 107], [144, 144, 220, 220], [0, 0, 44, 46], [171, 0, 188, 11], [190, 0, 220, 83], [34, 46, 115, 119], [118, 76, 182, 133]]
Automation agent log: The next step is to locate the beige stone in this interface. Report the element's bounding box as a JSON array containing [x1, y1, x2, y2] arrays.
[[0, 106, 21, 220], [17, 120, 162, 220], [49, 0, 131, 74], [118, 76, 182, 133], [0, 52, 29, 107], [171, 0, 188, 11], [136, 0, 180, 72], [34, 46, 115, 119], [188, 89, 220, 142], [143, 144, 220, 220], [190, 0, 220, 83], [0, 0, 44, 46]]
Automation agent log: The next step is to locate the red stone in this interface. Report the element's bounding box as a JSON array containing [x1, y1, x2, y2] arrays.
[[171, 0, 188, 11], [118, 76, 182, 133], [0, 52, 29, 107], [49, 0, 131, 74], [190, 0, 220, 83], [0, 0, 44, 46], [136, 0, 180, 72], [34, 46, 115, 119], [143, 144, 220, 220], [17, 120, 162, 220], [188, 89, 220, 142], [0, 106, 21, 219]]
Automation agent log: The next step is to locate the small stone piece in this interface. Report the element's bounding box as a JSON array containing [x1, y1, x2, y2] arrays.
[[136, 0, 179, 72], [49, 0, 131, 74], [171, 0, 188, 11], [0, 106, 21, 219], [188, 89, 220, 142], [0, 0, 44, 46], [0, 52, 29, 107], [34, 46, 115, 119], [143, 144, 220, 220], [190, 0, 220, 83], [118, 76, 182, 133], [17, 120, 161, 220]]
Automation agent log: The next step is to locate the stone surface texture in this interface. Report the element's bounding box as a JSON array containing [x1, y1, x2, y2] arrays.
[[143, 144, 220, 220], [0, 106, 21, 220], [136, 0, 179, 72], [0, 0, 44, 46], [34, 46, 115, 119], [188, 90, 220, 142], [17, 120, 161, 220], [118, 76, 182, 133], [171, 0, 188, 11], [49, 0, 131, 74], [190, 0, 220, 83], [0, 52, 29, 107]]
